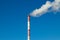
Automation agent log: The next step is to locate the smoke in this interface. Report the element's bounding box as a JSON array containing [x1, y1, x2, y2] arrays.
[[52, 0, 60, 11], [30, 0, 60, 17]]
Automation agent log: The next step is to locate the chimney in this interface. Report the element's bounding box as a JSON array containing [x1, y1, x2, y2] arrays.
[[28, 15, 30, 40]]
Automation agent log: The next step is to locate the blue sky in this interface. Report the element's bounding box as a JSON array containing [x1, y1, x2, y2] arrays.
[[0, 0, 60, 40]]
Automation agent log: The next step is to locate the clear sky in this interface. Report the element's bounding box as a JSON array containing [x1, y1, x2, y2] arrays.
[[0, 0, 60, 40]]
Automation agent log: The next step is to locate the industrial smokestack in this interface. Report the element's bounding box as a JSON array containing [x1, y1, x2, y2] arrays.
[[28, 15, 30, 40]]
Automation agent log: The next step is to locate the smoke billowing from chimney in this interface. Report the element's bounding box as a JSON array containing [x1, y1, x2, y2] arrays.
[[30, 0, 60, 17]]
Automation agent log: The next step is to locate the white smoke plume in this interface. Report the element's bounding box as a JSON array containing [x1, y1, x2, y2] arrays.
[[30, 0, 60, 17]]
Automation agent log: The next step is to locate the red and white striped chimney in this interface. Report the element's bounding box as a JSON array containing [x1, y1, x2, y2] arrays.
[[28, 15, 30, 40]]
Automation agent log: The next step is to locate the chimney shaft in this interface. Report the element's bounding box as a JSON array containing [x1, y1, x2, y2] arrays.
[[28, 15, 30, 40]]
